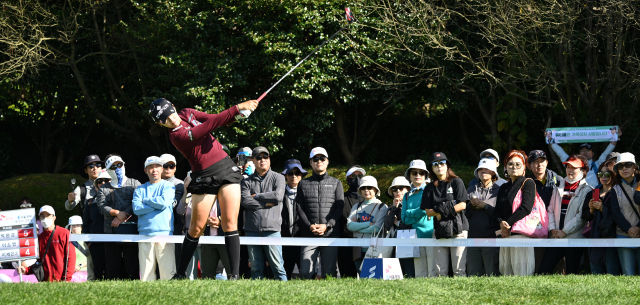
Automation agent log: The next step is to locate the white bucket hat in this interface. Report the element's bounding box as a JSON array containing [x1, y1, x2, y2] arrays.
[[387, 176, 411, 197], [404, 159, 429, 181], [474, 159, 500, 180], [614, 152, 637, 173], [66, 215, 83, 229], [358, 175, 380, 197]]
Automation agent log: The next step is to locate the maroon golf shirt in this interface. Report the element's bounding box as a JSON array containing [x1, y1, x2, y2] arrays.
[[169, 106, 239, 172]]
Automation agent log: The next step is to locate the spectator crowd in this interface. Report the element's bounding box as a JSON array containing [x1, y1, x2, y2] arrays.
[[9, 128, 640, 281]]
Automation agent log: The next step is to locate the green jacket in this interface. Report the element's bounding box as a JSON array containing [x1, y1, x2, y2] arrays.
[[401, 189, 434, 238]]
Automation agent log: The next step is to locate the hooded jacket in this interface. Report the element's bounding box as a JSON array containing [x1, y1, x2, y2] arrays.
[[295, 172, 345, 237], [240, 168, 286, 232]]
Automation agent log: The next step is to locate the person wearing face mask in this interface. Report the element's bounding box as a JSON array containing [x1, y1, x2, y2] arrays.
[[347, 176, 389, 271], [401, 159, 434, 278], [18, 206, 76, 282], [550, 129, 621, 188], [610, 153, 640, 275], [338, 165, 366, 278], [95, 154, 142, 280], [539, 155, 591, 275]]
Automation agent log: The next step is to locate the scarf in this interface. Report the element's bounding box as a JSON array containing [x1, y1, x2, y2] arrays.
[[409, 182, 426, 195], [285, 184, 297, 196]]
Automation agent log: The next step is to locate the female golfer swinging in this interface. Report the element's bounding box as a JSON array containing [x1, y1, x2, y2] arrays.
[[149, 98, 258, 280]]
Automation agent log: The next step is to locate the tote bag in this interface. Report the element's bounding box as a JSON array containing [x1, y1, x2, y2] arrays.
[[510, 179, 549, 238]]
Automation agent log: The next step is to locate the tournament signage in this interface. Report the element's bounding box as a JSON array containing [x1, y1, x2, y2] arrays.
[[359, 258, 404, 280], [545, 126, 619, 144], [0, 208, 38, 262]]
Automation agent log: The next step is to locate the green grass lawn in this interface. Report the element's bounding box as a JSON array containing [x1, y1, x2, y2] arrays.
[[0, 276, 638, 304]]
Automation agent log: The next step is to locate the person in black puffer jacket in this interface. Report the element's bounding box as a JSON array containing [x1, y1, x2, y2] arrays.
[[296, 147, 344, 279]]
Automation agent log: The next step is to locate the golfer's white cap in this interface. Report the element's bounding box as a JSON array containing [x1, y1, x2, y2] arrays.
[[309, 147, 328, 159], [160, 153, 177, 164], [39, 205, 55, 216], [144, 156, 164, 169]]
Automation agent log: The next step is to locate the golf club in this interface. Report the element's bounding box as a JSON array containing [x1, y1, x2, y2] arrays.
[[236, 7, 357, 120]]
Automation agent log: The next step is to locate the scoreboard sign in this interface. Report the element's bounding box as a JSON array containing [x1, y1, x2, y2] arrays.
[[0, 208, 38, 262]]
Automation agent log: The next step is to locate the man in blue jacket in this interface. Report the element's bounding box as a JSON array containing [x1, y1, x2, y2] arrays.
[[133, 156, 176, 281]]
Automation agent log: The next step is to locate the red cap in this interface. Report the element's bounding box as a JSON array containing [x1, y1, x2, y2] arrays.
[[563, 157, 584, 168]]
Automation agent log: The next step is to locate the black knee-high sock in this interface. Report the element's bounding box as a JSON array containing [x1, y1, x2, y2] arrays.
[[225, 231, 240, 277], [177, 233, 200, 276]]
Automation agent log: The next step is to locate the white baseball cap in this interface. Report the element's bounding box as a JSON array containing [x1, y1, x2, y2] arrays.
[[39, 205, 55, 216], [309, 147, 329, 159], [358, 176, 380, 197], [160, 153, 177, 164], [346, 165, 366, 177], [66, 215, 83, 229], [144, 156, 164, 169]]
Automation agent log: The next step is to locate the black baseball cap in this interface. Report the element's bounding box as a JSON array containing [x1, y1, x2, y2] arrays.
[[430, 152, 449, 163], [252, 146, 270, 157], [580, 143, 594, 151], [527, 150, 547, 164], [148, 98, 175, 124]]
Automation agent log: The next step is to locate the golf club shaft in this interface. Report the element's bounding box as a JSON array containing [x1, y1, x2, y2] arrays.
[[256, 25, 349, 102]]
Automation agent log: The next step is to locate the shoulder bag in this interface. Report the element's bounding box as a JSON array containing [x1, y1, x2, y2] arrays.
[[510, 178, 549, 238]]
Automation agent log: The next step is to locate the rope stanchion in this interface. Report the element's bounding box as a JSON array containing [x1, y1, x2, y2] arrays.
[[70, 234, 640, 248]]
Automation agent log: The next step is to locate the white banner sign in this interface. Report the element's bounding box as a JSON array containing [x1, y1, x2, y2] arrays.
[[545, 126, 619, 144]]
